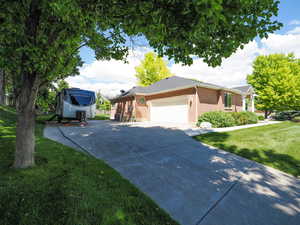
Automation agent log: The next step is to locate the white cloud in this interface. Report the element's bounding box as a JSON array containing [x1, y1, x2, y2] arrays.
[[66, 48, 149, 98], [170, 41, 260, 87], [68, 27, 300, 98], [260, 33, 300, 57], [171, 32, 300, 88], [289, 20, 300, 25], [287, 27, 300, 35]]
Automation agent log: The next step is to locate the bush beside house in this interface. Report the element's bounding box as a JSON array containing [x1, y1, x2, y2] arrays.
[[197, 111, 236, 128], [230, 112, 258, 125], [197, 111, 258, 128]]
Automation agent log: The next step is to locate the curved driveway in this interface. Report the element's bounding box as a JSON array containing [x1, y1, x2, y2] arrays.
[[44, 120, 300, 225]]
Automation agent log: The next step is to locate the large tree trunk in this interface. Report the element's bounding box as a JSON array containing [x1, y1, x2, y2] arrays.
[[13, 74, 39, 168], [0, 69, 4, 105]]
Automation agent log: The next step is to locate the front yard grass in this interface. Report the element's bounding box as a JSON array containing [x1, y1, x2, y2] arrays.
[[94, 114, 110, 120], [194, 122, 300, 177], [0, 105, 178, 225]]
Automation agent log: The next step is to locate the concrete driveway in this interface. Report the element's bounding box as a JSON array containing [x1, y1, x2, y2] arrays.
[[44, 120, 300, 225]]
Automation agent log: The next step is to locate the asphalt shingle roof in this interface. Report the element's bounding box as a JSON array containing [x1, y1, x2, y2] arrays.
[[117, 76, 243, 99]]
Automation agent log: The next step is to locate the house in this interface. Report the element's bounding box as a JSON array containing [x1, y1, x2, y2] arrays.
[[111, 76, 250, 124], [232, 85, 255, 112]]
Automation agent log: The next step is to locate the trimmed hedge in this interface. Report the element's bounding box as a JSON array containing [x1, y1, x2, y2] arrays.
[[197, 111, 258, 128], [230, 111, 258, 125], [197, 111, 235, 128]]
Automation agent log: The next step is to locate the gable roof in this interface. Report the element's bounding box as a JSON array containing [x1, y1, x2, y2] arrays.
[[232, 85, 252, 94], [116, 76, 243, 100]]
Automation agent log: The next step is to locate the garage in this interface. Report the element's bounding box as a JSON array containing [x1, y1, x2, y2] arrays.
[[150, 95, 188, 123]]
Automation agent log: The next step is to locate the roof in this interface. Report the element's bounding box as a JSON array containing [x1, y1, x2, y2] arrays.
[[115, 76, 243, 100], [232, 85, 252, 94]]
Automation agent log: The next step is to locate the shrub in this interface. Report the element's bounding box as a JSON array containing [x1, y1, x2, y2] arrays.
[[292, 116, 300, 122], [273, 111, 300, 121], [258, 115, 265, 120], [230, 112, 258, 125], [197, 111, 236, 128]]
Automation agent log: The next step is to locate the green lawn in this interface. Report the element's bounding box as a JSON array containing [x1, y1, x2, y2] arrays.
[[0, 105, 178, 225], [194, 122, 300, 177], [94, 114, 110, 120]]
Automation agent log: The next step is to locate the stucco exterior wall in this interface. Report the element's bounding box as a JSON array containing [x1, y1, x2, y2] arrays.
[[197, 87, 222, 115], [145, 88, 195, 101]]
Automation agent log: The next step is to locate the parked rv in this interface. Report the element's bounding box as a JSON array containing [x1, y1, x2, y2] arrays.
[[55, 88, 96, 122]]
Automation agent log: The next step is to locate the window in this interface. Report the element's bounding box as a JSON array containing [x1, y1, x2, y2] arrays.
[[224, 93, 232, 108]]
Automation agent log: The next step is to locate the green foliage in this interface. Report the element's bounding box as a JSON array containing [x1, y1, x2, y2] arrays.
[[94, 114, 110, 120], [96, 92, 111, 111], [0, 106, 179, 225], [258, 115, 265, 120], [230, 112, 258, 125], [197, 111, 236, 128], [273, 111, 300, 121], [36, 80, 69, 113], [247, 53, 300, 112], [135, 52, 173, 86], [0, 0, 282, 166], [292, 116, 300, 122]]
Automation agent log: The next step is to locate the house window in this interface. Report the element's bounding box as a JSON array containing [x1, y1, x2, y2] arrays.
[[224, 93, 232, 108]]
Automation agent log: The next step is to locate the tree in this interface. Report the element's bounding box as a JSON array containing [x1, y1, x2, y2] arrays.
[[36, 80, 69, 113], [135, 52, 173, 86], [0, 69, 4, 105], [247, 53, 300, 118], [96, 91, 111, 111], [0, 0, 281, 168]]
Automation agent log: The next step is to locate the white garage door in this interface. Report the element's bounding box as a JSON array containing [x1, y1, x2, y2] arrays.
[[150, 95, 188, 123]]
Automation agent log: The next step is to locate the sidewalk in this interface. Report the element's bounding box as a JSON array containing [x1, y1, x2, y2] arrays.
[[184, 121, 281, 136]]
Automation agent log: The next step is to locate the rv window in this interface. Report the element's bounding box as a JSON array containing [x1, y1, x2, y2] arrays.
[[70, 94, 94, 106]]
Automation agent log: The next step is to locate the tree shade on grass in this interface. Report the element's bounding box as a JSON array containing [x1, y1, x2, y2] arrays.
[[0, 105, 179, 225], [194, 122, 300, 177], [94, 114, 110, 120], [1, 0, 282, 168]]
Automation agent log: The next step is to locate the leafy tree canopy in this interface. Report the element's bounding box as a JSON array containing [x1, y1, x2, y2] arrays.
[[0, 0, 282, 168], [135, 52, 173, 86], [37, 80, 70, 113], [96, 91, 111, 111], [247, 53, 300, 112]]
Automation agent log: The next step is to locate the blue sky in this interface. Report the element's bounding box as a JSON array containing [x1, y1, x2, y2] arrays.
[[68, 1, 300, 98]]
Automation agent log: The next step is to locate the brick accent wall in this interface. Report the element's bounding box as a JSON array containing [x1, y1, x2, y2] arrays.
[[111, 96, 135, 121]]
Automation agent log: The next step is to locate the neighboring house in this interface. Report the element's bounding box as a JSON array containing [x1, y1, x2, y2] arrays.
[[232, 85, 255, 112], [111, 76, 252, 124]]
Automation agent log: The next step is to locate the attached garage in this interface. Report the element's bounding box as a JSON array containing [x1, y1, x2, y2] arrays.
[[150, 95, 188, 123]]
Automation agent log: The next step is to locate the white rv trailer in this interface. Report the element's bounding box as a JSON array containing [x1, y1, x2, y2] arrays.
[[55, 88, 96, 122]]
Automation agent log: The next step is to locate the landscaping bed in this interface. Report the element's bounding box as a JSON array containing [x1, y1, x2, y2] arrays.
[[0, 106, 178, 225], [194, 121, 300, 177]]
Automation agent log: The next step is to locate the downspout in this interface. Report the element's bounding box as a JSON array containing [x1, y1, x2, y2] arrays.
[[195, 86, 198, 123]]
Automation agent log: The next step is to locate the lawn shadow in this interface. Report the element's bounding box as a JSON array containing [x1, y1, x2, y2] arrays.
[[194, 132, 300, 177]]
